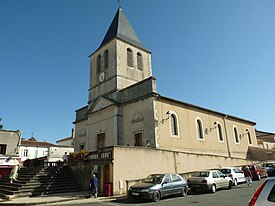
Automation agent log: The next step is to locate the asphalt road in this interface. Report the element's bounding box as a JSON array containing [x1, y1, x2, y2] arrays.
[[47, 179, 265, 206]]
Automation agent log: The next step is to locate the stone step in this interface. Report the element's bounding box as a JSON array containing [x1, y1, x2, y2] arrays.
[[0, 184, 82, 198], [0, 165, 83, 199]]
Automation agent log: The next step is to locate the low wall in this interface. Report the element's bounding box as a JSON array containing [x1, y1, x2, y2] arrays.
[[70, 146, 256, 196], [113, 146, 252, 195], [70, 161, 92, 191], [248, 146, 275, 161]]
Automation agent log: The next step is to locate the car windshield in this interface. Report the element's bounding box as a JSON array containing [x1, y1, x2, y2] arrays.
[[220, 169, 231, 174], [142, 174, 164, 184], [263, 163, 274, 167], [192, 172, 210, 177]]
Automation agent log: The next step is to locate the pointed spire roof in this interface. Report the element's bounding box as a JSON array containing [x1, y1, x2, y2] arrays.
[[99, 7, 148, 51]]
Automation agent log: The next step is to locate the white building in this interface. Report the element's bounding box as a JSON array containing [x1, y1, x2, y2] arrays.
[[256, 130, 275, 150], [19, 139, 54, 162], [56, 129, 75, 147], [48, 146, 74, 162], [19, 138, 74, 163]]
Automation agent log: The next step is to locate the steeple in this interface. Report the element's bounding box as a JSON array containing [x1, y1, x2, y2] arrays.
[[99, 7, 147, 51]]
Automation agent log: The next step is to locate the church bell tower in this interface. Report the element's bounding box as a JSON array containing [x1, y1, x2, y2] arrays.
[[88, 7, 152, 106]]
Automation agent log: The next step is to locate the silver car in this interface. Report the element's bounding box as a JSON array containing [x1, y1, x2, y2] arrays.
[[249, 178, 275, 206], [220, 167, 245, 186], [128, 174, 188, 202], [187, 170, 233, 193]]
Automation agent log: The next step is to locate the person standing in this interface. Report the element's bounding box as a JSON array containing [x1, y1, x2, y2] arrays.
[[8, 158, 19, 183], [243, 166, 253, 187], [62, 152, 68, 165], [89, 174, 99, 198]]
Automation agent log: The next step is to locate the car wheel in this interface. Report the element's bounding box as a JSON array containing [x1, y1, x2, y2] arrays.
[[181, 187, 188, 197], [233, 178, 238, 186], [266, 173, 269, 178], [257, 173, 261, 180], [228, 181, 232, 189], [211, 184, 216, 193], [152, 190, 161, 202]]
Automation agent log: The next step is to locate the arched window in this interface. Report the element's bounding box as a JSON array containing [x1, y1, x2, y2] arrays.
[[234, 127, 239, 143], [196, 119, 204, 139], [170, 114, 178, 136], [246, 129, 252, 145], [137, 52, 143, 70], [104, 50, 108, 69], [217, 123, 224, 142], [127, 48, 133, 67], [97, 55, 101, 73]]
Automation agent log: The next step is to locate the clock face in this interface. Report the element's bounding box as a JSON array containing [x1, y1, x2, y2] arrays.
[[99, 72, 105, 82]]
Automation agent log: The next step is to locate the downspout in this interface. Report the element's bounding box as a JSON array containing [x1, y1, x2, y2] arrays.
[[173, 152, 178, 174], [223, 115, 231, 158]]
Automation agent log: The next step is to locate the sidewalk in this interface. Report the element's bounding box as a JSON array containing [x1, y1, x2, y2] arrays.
[[0, 192, 126, 205]]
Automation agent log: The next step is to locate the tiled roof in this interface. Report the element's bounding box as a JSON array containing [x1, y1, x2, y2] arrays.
[[21, 140, 56, 148]]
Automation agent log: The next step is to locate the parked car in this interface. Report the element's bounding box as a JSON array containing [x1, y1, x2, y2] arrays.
[[187, 170, 233, 193], [220, 167, 245, 186], [128, 174, 188, 202], [262, 163, 275, 177], [248, 178, 275, 206], [242, 165, 268, 180]]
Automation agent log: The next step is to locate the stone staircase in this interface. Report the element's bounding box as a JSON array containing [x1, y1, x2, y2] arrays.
[[0, 165, 83, 199]]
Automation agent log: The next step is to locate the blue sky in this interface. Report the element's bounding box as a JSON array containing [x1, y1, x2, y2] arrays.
[[1, 0, 274, 143]]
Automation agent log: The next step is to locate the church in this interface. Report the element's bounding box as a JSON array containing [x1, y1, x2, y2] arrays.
[[73, 7, 258, 195]]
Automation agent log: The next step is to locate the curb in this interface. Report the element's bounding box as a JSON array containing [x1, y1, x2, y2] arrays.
[[0, 195, 86, 205], [0, 194, 127, 205]]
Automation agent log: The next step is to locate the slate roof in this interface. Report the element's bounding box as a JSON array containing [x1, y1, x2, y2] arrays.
[[99, 7, 149, 52]]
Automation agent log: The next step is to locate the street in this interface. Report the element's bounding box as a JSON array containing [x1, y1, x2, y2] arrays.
[[47, 179, 264, 206]]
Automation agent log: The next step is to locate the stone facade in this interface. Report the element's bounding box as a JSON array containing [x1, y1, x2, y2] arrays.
[[0, 130, 21, 157]]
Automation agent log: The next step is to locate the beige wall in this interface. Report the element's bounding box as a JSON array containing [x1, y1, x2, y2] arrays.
[[112, 146, 252, 195], [74, 119, 88, 152], [262, 141, 275, 150], [155, 98, 258, 159], [89, 40, 117, 102], [0, 130, 21, 156], [86, 105, 118, 151], [121, 97, 156, 147], [88, 39, 152, 103], [116, 40, 152, 90]]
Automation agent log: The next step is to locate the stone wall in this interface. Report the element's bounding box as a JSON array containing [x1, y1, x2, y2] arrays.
[[247, 146, 275, 161]]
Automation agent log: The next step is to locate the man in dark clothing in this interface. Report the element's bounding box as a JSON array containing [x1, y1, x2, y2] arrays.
[[89, 174, 99, 198]]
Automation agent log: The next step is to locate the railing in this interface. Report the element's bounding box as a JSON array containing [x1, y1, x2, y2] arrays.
[[89, 147, 113, 162], [43, 161, 64, 167]]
